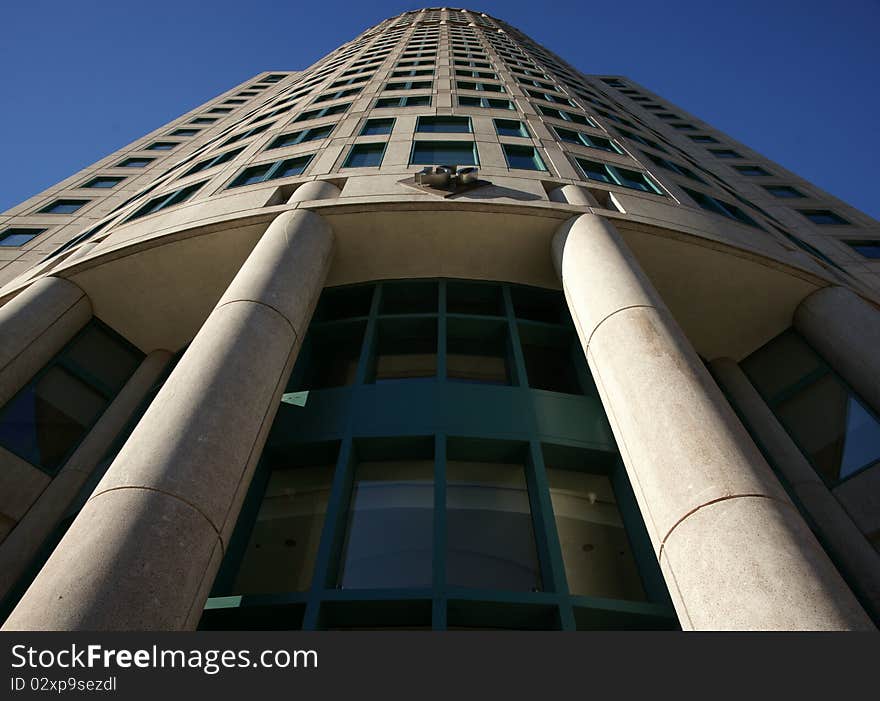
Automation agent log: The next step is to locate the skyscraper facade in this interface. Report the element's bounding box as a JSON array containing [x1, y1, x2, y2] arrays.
[[0, 7, 878, 631]]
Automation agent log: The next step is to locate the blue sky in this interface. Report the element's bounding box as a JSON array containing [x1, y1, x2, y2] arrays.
[[1, 0, 877, 217]]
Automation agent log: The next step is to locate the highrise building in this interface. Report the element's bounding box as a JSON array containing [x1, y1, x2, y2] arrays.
[[0, 7, 878, 632]]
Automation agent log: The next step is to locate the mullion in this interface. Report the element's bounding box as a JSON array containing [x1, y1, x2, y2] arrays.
[[353, 284, 382, 385], [432, 433, 448, 629], [527, 441, 576, 630], [303, 437, 356, 630]]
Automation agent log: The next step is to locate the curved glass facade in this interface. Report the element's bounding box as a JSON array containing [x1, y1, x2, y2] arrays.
[[201, 280, 678, 630]]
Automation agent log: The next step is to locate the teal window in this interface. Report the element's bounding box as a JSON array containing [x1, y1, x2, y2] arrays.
[[535, 104, 595, 127], [343, 143, 386, 168], [295, 103, 351, 122], [741, 330, 880, 484], [410, 141, 478, 166], [494, 119, 530, 137], [201, 282, 676, 630], [502, 144, 546, 171], [575, 158, 663, 195], [680, 186, 759, 227], [526, 89, 574, 106], [0, 320, 143, 475], [416, 116, 471, 133], [456, 96, 514, 110], [314, 87, 362, 102], [117, 157, 154, 168], [169, 128, 200, 137], [266, 125, 334, 150], [384, 80, 432, 91], [763, 185, 805, 198], [360, 118, 395, 136], [190, 117, 217, 125], [799, 209, 850, 225], [709, 148, 743, 159], [546, 465, 646, 601], [457, 81, 505, 93], [0, 228, 45, 247], [145, 141, 178, 151], [38, 199, 88, 214], [642, 152, 705, 182], [391, 69, 433, 78], [456, 69, 497, 80], [843, 240, 880, 259], [82, 176, 124, 189], [614, 127, 668, 153], [375, 96, 431, 108], [183, 148, 244, 176], [126, 181, 205, 221], [339, 456, 435, 589], [454, 59, 490, 69], [553, 126, 621, 153], [222, 121, 274, 146], [228, 155, 314, 187], [733, 165, 771, 176], [208, 107, 233, 114]]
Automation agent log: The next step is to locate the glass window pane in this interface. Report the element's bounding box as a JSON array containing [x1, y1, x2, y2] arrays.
[[447, 320, 511, 385], [446, 461, 541, 591], [775, 375, 880, 482], [344, 144, 385, 168], [63, 325, 141, 393], [233, 465, 334, 594], [546, 469, 646, 601], [0, 366, 107, 472], [339, 460, 434, 588], [295, 322, 365, 390], [741, 331, 824, 400], [446, 282, 503, 316], [411, 141, 477, 166], [417, 116, 471, 133], [371, 317, 437, 383]]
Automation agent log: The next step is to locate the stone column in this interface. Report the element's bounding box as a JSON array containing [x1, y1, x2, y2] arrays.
[[3, 210, 334, 631], [794, 285, 880, 415], [552, 213, 873, 630], [711, 357, 880, 620], [0, 350, 173, 603], [0, 276, 92, 408]]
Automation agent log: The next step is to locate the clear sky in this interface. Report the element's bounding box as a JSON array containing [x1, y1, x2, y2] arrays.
[[1, 0, 877, 217]]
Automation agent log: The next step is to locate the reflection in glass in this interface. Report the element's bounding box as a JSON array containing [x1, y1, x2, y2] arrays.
[[371, 318, 437, 383], [0, 366, 107, 472], [776, 375, 880, 482], [63, 325, 141, 393], [546, 469, 645, 601], [339, 461, 434, 588], [446, 462, 541, 591], [447, 320, 510, 385], [233, 466, 333, 594], [741, 330, 823, 400]]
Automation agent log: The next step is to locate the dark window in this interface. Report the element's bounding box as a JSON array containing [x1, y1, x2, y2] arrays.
[[843, 240, 880, 259], [411, 141, 478, 166], [762, 185, 805, 198], [494, 119, 530, 137], [0, 228, 46, 247], [0, 321, 143, 475], [38, 199, 89, 214], [742, 330, 880, 483], [118, 157, 155, 168], [502, 144, 546, 171], [82, 176, 124, 189], [343, 143, 386, 168], [799, 209, 850, 225], [360, 118, 395, 136], [416, 116, 471, 133], [145, 142, 179, 151]]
